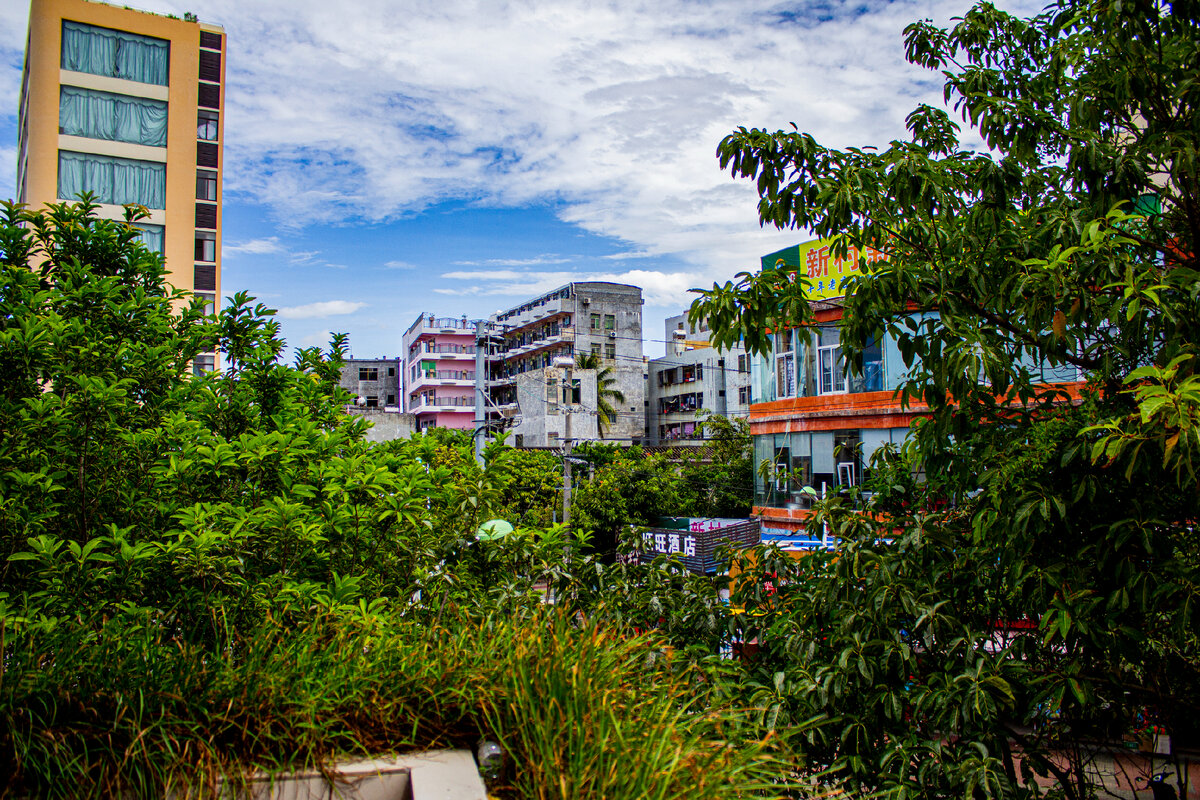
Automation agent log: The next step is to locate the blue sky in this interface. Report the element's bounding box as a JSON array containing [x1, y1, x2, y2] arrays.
[[1, 0, 1038, 360]]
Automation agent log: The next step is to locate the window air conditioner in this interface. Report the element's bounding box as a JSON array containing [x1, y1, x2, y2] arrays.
[[608, 331, 617, 338]]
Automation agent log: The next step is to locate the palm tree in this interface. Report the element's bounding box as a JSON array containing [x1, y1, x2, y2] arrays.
[[574, 352, 626, 439]]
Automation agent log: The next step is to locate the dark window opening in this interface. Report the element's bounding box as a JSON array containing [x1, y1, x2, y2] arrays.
[[195, 203, 217, 229], [198, 49, 221, 82], [197, 142, 218, 167], [193, 264, 216, 291], [198, 82, 220, 109]]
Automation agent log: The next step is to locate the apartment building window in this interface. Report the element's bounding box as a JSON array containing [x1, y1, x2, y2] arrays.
[[364, 396, 379, 408], [591, 343, 601, 356], [196, 169, 217, 201], [192, 353, 215, 375], [60, 21, 169, 86], [59, 87, 167, 147], [359, 367, 378, 381], [197, 110, 219, 141], [603, 314, 615, 330], [738, 386, 750, 405], [386, 394, 395, 406], [195, 231, 216, 261], [605, 343, 616, 360], [562, 378, 581, 405], [738, 354, 748, 373], [194, 291, 216, 315], [200, 31, 223, 50], [775, 330, 796, 398], [57, 151, 165, 208], [817, 344, 847, 394], [388, 366, 395, 376], [590, 313, 601, 330]]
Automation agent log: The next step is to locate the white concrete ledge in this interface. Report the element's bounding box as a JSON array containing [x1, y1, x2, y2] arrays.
[[223, 750, 487, 800]]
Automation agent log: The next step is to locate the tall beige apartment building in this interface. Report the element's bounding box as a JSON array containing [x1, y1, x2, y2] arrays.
[[17, 0, 225, 370]]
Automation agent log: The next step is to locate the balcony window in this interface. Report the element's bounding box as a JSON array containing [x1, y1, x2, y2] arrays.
[[60, 21, 169, 86], [57, 151, 166, 208], [59, 87, 167, 147], [133, 223, 164, 254]]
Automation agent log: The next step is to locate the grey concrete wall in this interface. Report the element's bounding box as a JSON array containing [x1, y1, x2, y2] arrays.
[[347, 408, 416, 443], [510, 366, 599, 447]]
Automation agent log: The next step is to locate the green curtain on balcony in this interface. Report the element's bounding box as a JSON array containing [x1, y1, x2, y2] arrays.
[[59, 86, 167, 147], [57, 151, 166, 209], [60, 21, 169, 86]]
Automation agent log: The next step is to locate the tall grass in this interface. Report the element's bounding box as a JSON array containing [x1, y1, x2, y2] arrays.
[[0, 609, 797, 798]]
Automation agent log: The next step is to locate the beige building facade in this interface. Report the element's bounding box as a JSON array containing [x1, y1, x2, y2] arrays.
[[18, 0, 225, 368]]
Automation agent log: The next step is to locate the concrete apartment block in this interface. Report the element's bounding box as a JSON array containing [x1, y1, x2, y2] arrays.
[[339, 358, 401, 410], [488, 282, 645, 446], [646, 313, 750, 443], [401, 314, 478, 432]]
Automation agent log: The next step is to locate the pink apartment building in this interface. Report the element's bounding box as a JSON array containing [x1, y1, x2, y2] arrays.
[[401, 314, 478, 431]]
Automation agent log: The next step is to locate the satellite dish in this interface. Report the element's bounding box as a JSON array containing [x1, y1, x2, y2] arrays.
[[477, 519, 514, 541]]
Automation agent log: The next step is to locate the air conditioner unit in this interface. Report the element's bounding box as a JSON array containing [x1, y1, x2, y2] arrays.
[[580, 297, 590, 305], [607, 331, 617, 339]]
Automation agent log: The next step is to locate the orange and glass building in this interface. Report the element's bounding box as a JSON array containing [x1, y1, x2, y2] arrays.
[[749, 239, 1083, 539], [17, 0, 225, 370]]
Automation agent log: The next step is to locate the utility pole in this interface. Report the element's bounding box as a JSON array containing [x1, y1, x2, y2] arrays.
[[562, 365, 573, 526], [553, 356, 575, 526], [473, 319, 487, 466]]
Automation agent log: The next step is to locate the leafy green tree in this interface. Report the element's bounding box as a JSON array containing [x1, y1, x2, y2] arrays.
[[683, 414, 754, 518], [692, 0, 1200, 797], [571, 448, 695, 558], [575, 351, 626, 438]]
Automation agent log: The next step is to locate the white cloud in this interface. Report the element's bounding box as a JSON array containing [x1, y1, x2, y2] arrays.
[[2, 0, 1045, 304], [453, 256, 572, 267], [383, 260, 418, 269], [436, 266, 694, 307], [277, 300, 367, 319], [298, 329, 335, 348], [223, 236, 285, 256], [167, 0, 1039, 283]]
